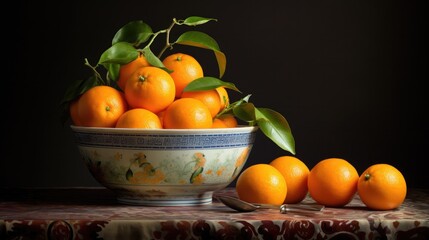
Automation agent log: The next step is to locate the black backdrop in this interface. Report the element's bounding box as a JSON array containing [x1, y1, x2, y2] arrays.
[[3, 0, 427, 189]]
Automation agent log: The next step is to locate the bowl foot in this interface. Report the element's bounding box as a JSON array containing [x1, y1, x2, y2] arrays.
[[116, 191, 214, 206]]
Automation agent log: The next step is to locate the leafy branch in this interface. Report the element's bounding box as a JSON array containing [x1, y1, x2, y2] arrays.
[[60, 16, 296, 155]]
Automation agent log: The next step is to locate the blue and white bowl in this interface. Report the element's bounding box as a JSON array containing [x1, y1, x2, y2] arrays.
[[70, 125, 258, 206]]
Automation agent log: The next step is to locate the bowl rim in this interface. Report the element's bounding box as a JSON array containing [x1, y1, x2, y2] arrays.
[[70, 125, 259, 134]]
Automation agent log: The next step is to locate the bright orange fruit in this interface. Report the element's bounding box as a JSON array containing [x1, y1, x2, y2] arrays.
[[236, 163, 287, 205], [162, 53, 204, 98], [115, 108, 162, 129], [117, 53, 151, 91], [181, 89, 221, 118], [358, 163, 407, 210], [77, 85, 128, 128], [216, 114, 238, 128], [163, 98, 213, 129], [270, 156, 310, 204], [307, 158, 359, 207], [124, 66, 175, 113]]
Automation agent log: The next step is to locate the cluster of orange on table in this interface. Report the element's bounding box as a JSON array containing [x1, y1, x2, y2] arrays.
[[69, 52, 237, 129], [236, 156, 407, 211]]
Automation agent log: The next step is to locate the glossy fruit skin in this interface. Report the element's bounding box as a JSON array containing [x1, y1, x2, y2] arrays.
[[270, 156, 310, 204], [236, 163, 287, 206], [115, 108, 162, 129], [212, 118, 228, 128], [162, 53, 204, 98], [307, 158, 359, 207], [77, 85, 128, 128], [216, 86, 229, 111], [124, 66, 175, 113], [181, 89, 221, 118], [117, 53, 151, 91], [216, 114, 238, 128], [358, 163, 407, 210], [163, 98, 213, 129]]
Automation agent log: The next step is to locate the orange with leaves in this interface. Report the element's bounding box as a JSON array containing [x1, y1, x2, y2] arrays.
[[76, 85, 128, 128], [162, 53, 204, 98], [124, 66, 175, 113], [216, 86, 229, 111], [117, 53, 151, 90]]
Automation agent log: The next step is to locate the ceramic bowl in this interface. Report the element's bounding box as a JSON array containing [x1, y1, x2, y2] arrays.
[[70, 125, 258, 206]]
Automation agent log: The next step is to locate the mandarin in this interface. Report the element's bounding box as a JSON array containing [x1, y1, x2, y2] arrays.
[[115, 108, 162, 129], [163, 98, 213, 129], [270, 156, 310, 204], [358, 163, 407, 210], [212, 118, 228, 128], [124, 66, 175, 113], [216, 86, 229, 111], [181, 89, 221, 118], [77, 85, 128, 128], [117, 53, 151, 90], [236, 163, 287, 205], [162, 53, 204, 98], [307, 158, 359, 207], [217, 114, 238, 128]]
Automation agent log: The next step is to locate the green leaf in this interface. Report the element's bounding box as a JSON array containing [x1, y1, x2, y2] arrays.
[[255, 108, 296, 155], [217, 94, 251, 116], [98, 42, 139, 65], [233, 102, 256, 123], [60, 75, 99, 106], [105, 63, 120, 82], [141, 47, 169, 71], [182, 16, 217, 26], [175, 31, 226, 78], [59, 76, 99, 125], [112, 20, 153, 47], [183, 77, 240, 92]]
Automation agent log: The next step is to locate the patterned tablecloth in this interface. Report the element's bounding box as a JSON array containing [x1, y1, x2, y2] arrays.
[[0, 187, 428, 240]]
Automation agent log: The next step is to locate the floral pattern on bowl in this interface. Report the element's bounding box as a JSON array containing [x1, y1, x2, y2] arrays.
[[71, 126, 257, 206]]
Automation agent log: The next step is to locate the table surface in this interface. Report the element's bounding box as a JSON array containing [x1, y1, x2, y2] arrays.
[[1, 187, 428, 240]]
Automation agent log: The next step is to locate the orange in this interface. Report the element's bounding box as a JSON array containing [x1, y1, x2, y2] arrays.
[[115, 108, 162, 129], [181, 89, 221, 118], [77, 85, 128, 128], [212, 118, 228, 128], [307, 158, 359, 207], [124, 66, 175, 113], [216, 87, 229, 111], [217, 114, 238, 128], [236, 163, 287, 205], [358, 164, 407, 210], [270, 156, 310, 204], [163, 98, 213, 129], [117, 52, 151, 90], [162, 53, 204, 98], [157, 110, 165, 128], [69, 98, 82, 126]]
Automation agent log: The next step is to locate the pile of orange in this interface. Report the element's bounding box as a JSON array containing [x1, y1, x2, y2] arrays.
[[70, 52, 237, 130], [236, 156, 407, 211]]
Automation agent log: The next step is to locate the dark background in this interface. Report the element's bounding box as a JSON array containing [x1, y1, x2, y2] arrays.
[[3, 0, 427, 189]]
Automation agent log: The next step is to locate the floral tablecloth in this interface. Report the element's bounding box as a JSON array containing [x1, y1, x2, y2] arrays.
[[1, 187, 428, 239]]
